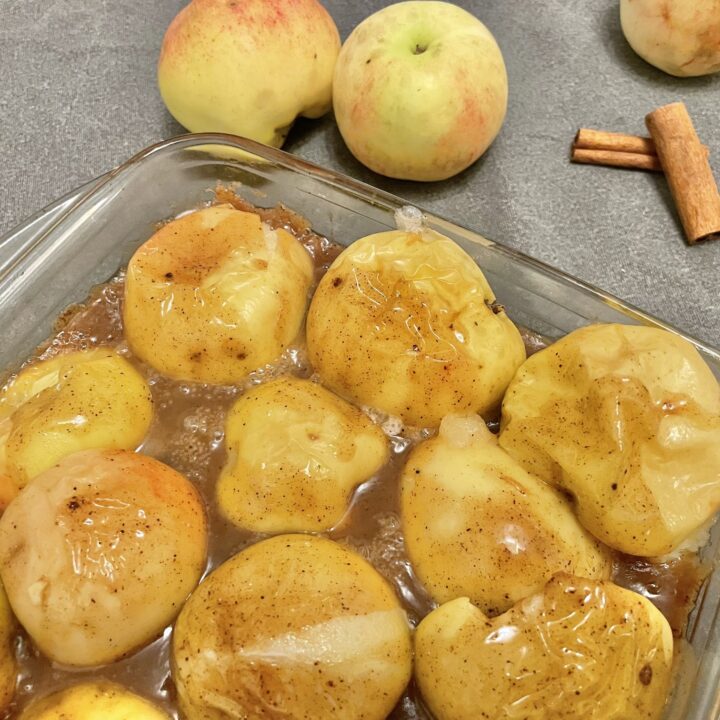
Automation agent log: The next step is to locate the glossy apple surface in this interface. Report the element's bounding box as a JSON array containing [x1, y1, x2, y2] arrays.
[[499, 323, 720, 556], [307, 227, 525, 427], [19, 682, 170, 720], [0, 450, 207, 667], [401, 414, 611, 614], [173, 534, 412, 720], [0, 349, 152, 499], [124, 205, 313, 384], [218, 376, 388, 532], [415, 574, 673, 720]]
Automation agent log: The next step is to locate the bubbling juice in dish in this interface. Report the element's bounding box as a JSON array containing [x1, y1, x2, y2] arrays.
[[0, 196, 708, 720]]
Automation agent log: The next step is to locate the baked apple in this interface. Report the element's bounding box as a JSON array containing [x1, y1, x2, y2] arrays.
[[124, 205, 313, 383], [500, 323, 720, 556], [173, 534, 412, 720], [0, 349, 152, 496], [401, 414, 611, 614], [415, 574, 673, 720], [307, 227, 525, 427], [18, 682, 170, 720], [218, 376, 388, 532], [0, 450, 207, 666]]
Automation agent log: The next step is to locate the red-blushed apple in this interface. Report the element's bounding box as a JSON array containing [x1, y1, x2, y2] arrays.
[[333, 1, 508, 182], [158, 0, 340, 147], [620, 0, 720, 77]]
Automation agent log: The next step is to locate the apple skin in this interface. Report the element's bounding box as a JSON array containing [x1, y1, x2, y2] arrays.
[[158, 0, 340, 147], [333, 1, 507, 182], [620, 0, 720, 77]]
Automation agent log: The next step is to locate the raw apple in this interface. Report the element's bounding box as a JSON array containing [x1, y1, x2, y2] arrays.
[[620, 0, 720, 77], [333, 1, 508, 181], [158, 0, 340, 147]]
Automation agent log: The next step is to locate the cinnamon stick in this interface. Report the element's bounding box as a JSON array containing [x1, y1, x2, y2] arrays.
[[571, 147, 662, 173], [645, 102, 720, 244], [575, 129, 656, 156]]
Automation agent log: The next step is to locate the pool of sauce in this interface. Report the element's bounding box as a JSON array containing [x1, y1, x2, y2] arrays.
[[1, 196, 709, 719]]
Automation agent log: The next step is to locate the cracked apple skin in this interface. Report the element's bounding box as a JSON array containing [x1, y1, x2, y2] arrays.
[[158, 0, 340, 147], [0, 349, 153, 497], [333, 1, 508, 181], [306, 228, 526, 428], [499, 323, 720, 557], [620, 0, 720, 77], [401, 415, 612, 616], [217, 376, 388, 533], [415, 574, 673, 720], [172, 534, 412, 720], [0, 450, 207, 667]]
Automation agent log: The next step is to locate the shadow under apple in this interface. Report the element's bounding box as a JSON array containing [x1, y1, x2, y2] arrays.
[[299, 116, 496, 207]]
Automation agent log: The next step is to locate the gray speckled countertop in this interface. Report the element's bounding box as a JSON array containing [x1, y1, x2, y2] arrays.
[[1, 0, 719, 346]]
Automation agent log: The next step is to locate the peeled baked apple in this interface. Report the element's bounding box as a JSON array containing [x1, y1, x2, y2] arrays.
[[218, 376, 388, 532], [0, 582, 15, 712], [306, 227, 526, 427], [158, 0, 340, 147], [401, 414, 611, 614], [124, 205, 313, 383], [172, 534, 412, 720], [18, 682, 170, 720], [0, 348, 152, 496], [499, 323, 720, 556], [620, 0, 720, 77], [415, 574, 673, 720], [0, 449, 207, 666]]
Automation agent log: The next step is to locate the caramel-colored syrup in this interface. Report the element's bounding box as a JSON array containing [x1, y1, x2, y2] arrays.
[[1, 202, 708, 720]]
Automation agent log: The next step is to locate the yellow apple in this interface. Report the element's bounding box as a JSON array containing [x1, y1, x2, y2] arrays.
[[620, 0, 720, 77], [401, 415, 612, 615], [217, 376, 388, 533], [0, 348, 153, 496], [333, 1, 508, 181], [173, 534, 412, 720], [0, 450, 207, 667], [415, 575, 673, 720], [158, 0, 340, 147], [124, 205, 313, 384], [499, 323, 720, 556], [19, 682, 170, 720], [307, 227, 526, 428]]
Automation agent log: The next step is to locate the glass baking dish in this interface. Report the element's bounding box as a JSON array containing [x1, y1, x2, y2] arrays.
[[0, 134, 718, 719]]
